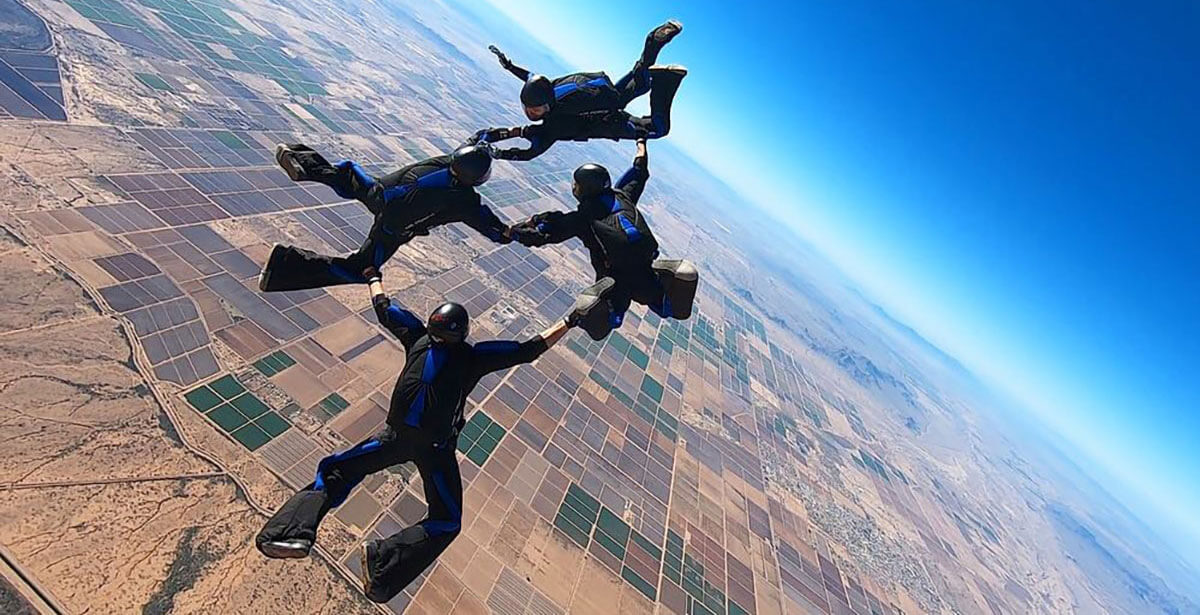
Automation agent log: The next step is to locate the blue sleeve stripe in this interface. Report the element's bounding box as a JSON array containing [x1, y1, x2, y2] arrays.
[[553, 82, 577, 99], [618, 213, 642, 241], [382, 183, 411, 202], [415, 168, 453, 189], [386, 305, 423, 329], [615, 165, 638, 190]]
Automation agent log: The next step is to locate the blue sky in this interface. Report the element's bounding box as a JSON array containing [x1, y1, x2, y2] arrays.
[[482, 0, 1200, 565]]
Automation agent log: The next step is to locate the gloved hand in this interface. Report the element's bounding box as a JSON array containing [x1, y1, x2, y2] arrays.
[[510, 211, 560, 246], [488, 45, 512, 70]]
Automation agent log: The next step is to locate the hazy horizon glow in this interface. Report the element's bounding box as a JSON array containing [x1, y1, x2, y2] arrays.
[[482, 0, 1200, 568]]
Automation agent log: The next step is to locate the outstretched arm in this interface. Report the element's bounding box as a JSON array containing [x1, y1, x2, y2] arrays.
[[492, 127, 555, 162], [461, 197, 514, 245], [368, 272, 425, 349], [465, 126, 522, 147], [489, 45, 531, 81], [510, 210, 583, 247], [472, 318, 573, 377], [615, 138, 650, 205]]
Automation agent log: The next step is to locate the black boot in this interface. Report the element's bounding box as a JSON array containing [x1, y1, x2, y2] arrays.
[[652, 259, 698, 319], [259, 538, 312, 559], [570, 277, 618, 341], [650, 20, 683, 45], [258, 243, 368, 292], [359, 540, 393, 603], [255, 489, 328, 558], [644, 66, 686, 138], [274, 143, 339, 183], [638, 20, 682, 67]]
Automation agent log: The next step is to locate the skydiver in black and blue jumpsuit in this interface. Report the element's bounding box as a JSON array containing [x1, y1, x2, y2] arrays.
[[256, 272, 573, 603], [257, 141, 512, 292], [511, 139, 698, 340], [472, 20, 686, 161]]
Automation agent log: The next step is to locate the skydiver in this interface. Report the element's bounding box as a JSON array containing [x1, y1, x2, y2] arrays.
[[511, 138, 698, 340], [258, 141, 512, 292], [256, 269, 575, 603], [472, 20, 687, 161]]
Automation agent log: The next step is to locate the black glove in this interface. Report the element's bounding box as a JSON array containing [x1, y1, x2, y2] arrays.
[[488, 45, 512, 69], [467, 129, 508, 148], [510, 211, 560, 246]]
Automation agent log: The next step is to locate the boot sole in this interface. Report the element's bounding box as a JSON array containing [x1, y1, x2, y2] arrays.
[[259, 541, 311, 559], [258, 244, 284, 292], [359, 542, 371, 592], [573, 277, 617, 341], [653, 20, 683, 43], [360, 541, 390, 603], [653, 259, 698, 281], [649, 64, 688, 78]]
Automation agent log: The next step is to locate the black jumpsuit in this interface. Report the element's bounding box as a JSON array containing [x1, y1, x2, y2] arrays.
[[260, 153, 511, 292], [256, 294, 550, 602], [478, 35, 685, 161], [515, 158, 667, 325]]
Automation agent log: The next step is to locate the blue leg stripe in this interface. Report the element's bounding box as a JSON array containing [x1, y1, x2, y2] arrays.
[[313, 438, 383, 507], [650, 115, 667, 138], [652, 295, 672, 319], [330, 263, 365, 283], [352, 164, 375, 190], [421, 520, 461, 536], [615, 71, 632, 91], [432, 470, 461, 522], [330, 161, 370, 199], [634, 69, 651, 97], [609, 311, 625, 328]]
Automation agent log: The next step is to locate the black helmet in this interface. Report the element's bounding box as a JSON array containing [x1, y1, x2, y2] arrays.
[[520, 75, 554, 107], [450, 144, 492, 187], [427, 302, 469, 344], [572, 163, 611, 200]]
